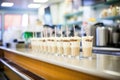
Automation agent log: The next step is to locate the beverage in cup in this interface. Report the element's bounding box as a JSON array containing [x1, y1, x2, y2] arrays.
[[44, 38, 48, 53], [70, 37, 81, 57], [30, 38, 35, 51], [31, 38, 40, 52], [47, 38, 52, 53], [82, 36, 93, 58], [56, 37, 63, 55], [51, 37, 57, 53], [63, 37, 71, 56]]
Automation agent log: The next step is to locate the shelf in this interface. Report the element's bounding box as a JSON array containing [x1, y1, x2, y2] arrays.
[[65, 21, 82, 26], [93, 0, 120, 9], [97, 15, 120, 20], [64, 11, 83, 18], [104, 0, 120, 5]]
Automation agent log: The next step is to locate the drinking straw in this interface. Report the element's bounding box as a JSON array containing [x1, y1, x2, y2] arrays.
[[33, 32, 34, 38], [55, 26, 57, 37], [32, 32, 34, 38], [35, 32, 37, 37], [41, 31, 43, 38], [66, 25, 68, 37], [61, 26, 63, 37], [45, 28, 47, 37], [73, 25, 75, 36], [50, 29, 52, 37]]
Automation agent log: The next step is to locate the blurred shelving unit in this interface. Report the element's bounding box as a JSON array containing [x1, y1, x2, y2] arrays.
[[97, 15, 120, 21], [92, 0, 120, 9], [92, 0, 120, 21], [64, 11, 83, 26], [64, 11, 83, 18], [65, 21, 82, 26]]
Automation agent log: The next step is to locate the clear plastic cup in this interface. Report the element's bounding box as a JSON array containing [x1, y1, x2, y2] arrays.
[[51, 37, 57, 54], [30, 38, 34, 51], [47, 38, 52, 54], [63, 37, 71, 56], [38, 38, 42, 52], [70, 37, 81, 57], [81, 36, 93, 58], [30, 38, 39, 52], [43, 38, 48, 53], [56, 37, 63, 55]]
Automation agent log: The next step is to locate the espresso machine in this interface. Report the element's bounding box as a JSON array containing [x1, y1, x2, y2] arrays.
[[86, 23, 104, 46], [85, 22, 120, 48]]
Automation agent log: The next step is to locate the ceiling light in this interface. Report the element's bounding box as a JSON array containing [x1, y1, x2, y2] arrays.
[[1, 2, 14, 7], [28, 4, 41, 8], [33, 0, 48, 3]]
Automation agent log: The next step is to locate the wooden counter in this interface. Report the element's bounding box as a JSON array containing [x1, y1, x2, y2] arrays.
[[0, 47, 120, 80]]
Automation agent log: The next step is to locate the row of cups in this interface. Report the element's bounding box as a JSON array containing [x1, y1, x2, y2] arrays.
[[30, 36, 93, 58]]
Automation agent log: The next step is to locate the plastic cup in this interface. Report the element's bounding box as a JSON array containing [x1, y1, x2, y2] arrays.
[[47, 38, 52, 54], [51, 37, 57, 54], [56, 37, 63, 55], [63, 37, 71, 56], [70, 37, 81, 57], [81, 36, 93, 58]]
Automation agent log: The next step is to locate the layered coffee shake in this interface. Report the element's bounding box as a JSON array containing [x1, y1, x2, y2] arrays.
[[47, 38, 52, 53], [56, 37, 63, 54], [82, 36, 93, 57], [38, 38, 42, 52], [44, 38, 48, 53], [70, 37, 81, 57], [31, 38, 40, 52], [41, 38, 45, 53], [51, 37, 57, 53], [30, 38, 35, 51], [63, 37, 71, 56]]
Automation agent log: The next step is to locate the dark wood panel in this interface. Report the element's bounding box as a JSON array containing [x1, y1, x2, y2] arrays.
[[4, 66, 23, 80]]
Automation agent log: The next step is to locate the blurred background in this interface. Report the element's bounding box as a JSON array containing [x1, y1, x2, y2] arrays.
[[0, 0, 119, 48]]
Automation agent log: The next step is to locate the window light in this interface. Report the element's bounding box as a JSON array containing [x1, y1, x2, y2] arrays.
[[1, 2, 14, 7], [28, 3, 41, 8], [33, 0, 48, 3]]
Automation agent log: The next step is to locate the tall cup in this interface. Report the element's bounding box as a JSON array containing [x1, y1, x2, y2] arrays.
[[63, 37, 71, 56], [70, 37, 81, 57], [52, 37, 57, 53], [47, 38, 52, 54], [51, 37, 57, 54], [82, 36, 93, 58], [30, 38, 34, 51], [38, 38, 42, 52], [44, 38, 48, 53], [57, 37, 63, 55], [30, 38, 37, 52]]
